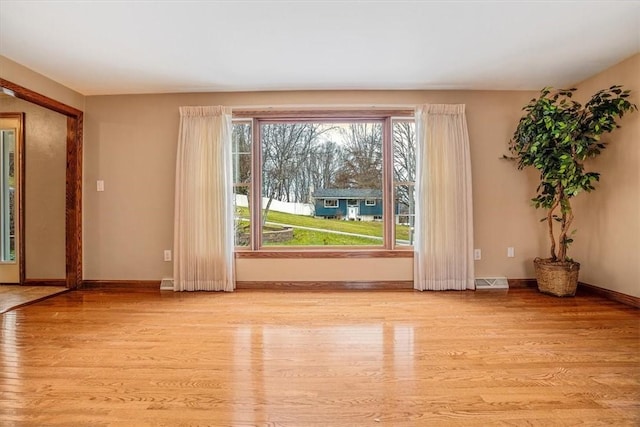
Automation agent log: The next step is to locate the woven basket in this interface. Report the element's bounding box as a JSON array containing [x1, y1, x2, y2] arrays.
[[533, 257, 580, 297]]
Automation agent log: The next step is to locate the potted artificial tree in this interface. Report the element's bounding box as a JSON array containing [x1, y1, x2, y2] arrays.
[[508, 85, 636, 296]]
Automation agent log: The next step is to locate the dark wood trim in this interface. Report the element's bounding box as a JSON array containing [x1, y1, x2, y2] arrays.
[[578, 282, 640, 309], [23, 279, 67, 286], [0, 78, 83, 290], [66, 115, 83, 289], [233, 109, 414, 119], [82, 280, 160, 290], [0, 79, 82, 117], [236, 280, 414, 290], [235, 249, 414, 259], [507, 279, 537, 288]]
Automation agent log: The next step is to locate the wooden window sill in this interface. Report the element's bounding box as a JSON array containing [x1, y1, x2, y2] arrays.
[[235, 249, 414, 259]]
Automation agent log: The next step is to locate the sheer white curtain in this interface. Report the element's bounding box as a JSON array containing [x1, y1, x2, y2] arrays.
[[414, 104, 475, 291], [174, 106, 235, 291]]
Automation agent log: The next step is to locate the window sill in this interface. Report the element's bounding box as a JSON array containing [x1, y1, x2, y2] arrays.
[[235, 249, 414, 259]]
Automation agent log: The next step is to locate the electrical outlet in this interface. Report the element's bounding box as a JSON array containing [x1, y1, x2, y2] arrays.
[[164, 250, 172, 262], [474, 249, 481, 260], [507, 247, 515, 258], [96, 180, 104, 192]]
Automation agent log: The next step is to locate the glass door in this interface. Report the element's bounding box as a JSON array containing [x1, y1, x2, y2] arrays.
[[0, 114, 23, 283]]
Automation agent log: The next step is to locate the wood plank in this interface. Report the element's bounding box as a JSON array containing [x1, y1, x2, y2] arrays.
[[0, 285, 67, 313], [1, 288, 638, 425]]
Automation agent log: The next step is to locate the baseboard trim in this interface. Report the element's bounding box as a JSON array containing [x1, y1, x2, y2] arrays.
[[507, 279, 537, 288], [578, 282, 640, 309], [236, 280, 414, 290], [82, 280, 160, 290], [508, 278, 638, 308], [23, 279, 67, 287]]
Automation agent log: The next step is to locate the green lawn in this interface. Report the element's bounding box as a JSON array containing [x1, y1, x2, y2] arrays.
[[235, 207, 411, 241], [276, 229, 381, 246]]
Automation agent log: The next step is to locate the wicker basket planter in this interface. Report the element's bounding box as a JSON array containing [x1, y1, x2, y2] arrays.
[[534, 257, 580, 297]]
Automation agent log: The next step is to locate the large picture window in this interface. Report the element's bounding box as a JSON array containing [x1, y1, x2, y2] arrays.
[[232, 112, 414, 250]]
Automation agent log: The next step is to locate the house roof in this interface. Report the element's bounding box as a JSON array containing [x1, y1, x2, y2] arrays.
[[313, 189, 382, 199]]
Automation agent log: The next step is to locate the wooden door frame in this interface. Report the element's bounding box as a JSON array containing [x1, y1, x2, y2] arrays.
[[0, 78, 83, 289]]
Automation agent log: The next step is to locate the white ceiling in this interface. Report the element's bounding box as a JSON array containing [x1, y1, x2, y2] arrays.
[[0, 1, 638, 96]]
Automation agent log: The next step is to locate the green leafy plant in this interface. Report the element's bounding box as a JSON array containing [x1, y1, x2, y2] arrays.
[[509, 86, 636, 263]]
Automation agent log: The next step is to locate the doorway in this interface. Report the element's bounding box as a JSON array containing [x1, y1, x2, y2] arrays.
[[0, 78, 83, 289]]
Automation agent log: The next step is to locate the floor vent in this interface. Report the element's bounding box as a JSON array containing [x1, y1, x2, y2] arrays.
[[160, 278, 174, 291], [475, 277, 509, 290]]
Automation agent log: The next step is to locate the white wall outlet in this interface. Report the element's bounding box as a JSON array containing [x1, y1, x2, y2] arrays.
[[96, 180, 104, 192], [474, 249, 481, 260], [163, 250, 172, 262], [507, 247, 515, 258]]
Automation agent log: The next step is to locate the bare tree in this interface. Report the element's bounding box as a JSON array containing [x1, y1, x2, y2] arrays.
[[393, 121, 416, 241], [232, 123, 252, 192], [336, 123, 382, 189], [393, 121, 416, 207], [309, 140, 343, 190], [261, 123, 328, 224]]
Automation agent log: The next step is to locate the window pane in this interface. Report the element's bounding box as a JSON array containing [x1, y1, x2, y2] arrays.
[[261, 122, 383, 246], [393, 120, 416, 247], [395, 184, 415, 246], [232, 122, 251, 183], [1, 130, 16, 261], [233, 121, 252, 247], [233, 185, 250, 247], [393, 120, 416, 184]]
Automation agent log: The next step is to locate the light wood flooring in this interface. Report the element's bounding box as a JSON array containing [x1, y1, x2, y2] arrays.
[[1, 287, 638, 426], [0, 285, 67, 314]]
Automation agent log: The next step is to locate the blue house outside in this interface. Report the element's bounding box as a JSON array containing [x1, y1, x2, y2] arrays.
[[313, 188, 397, 221]]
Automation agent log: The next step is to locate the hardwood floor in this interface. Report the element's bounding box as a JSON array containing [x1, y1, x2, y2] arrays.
[[0, 285, 67, 314], [1, 288, 638, 426]]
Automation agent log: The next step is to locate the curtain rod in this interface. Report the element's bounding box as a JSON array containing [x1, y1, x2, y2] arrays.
[[230, 104, 417, 111]]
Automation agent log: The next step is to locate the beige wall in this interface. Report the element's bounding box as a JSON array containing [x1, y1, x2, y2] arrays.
[[571, 54, 639, 297], [84, 90, 546, 281], [5, 51, 637, 296], [0, 56, 85, 111], [0, 96, 67, 279]]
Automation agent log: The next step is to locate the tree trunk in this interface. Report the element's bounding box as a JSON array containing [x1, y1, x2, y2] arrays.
[[547, 196, 560, 261], [262, 194, 274, 228], [557, 202, 574, 262]]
